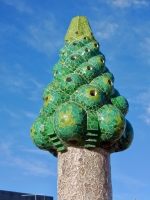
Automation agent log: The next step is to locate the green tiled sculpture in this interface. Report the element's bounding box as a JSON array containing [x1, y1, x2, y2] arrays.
[[30, 16, 134, 157]]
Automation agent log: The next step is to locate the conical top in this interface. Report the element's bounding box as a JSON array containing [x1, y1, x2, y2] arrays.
[[30, 16, 133, 157], [65, 16, 95, 42]]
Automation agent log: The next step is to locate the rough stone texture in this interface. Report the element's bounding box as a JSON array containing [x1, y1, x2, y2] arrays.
[[58, 147, 112, 200]]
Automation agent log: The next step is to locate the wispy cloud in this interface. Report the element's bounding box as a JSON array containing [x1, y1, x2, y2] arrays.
[[1, 4, 63, 57], [0, 23, 17, 35], [93, 21, 118, 39], [0, 140, 12, 156], [147, 105, 150, 114], [135, 89, 150, 125], [22, 111, 38, 119], [114, 172, 148, 187], [0, 107, 38, 124], [0, 64, 29, 93], [113, 193, 132, 200], [140, 115, 150, 125], [132, 0, 149, 6], [137, 89, 150, 106], [22, 15, 63, 56], [28, 78, 44, 102], [3, 106, 21, 119], [0, 63, 44, 101], [107, 0, 149, 8], [0, 140, 55, 176], [22, 148, 49, 155], [140, 37, 150, 64], [2, 0, 33, 14], [109, 0, 131, 8], [11, 157, 55, 176]]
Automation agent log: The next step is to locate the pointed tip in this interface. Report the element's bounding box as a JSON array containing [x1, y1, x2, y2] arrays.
[[65, 16, 95, 42]]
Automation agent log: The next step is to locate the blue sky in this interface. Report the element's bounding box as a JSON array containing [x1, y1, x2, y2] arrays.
[[0, 0, 150, 199]]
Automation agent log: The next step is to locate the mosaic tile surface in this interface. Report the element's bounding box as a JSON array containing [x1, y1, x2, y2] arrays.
[[30, 16, 134, 157], [54, 102, 87, 146], [58, 147, 112, 200]]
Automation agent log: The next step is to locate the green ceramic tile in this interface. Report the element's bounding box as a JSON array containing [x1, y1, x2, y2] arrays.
[[30, 16, 133, 156]]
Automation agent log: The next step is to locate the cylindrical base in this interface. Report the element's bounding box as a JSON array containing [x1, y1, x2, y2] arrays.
[[57, 147, 112, 200]]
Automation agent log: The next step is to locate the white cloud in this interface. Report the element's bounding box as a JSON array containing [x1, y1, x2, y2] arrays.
[[147, 106, 150, 114], [113, 193, 131, 200], [29, 78, 44, 89], [22, 148, 49, 155], [2, 0, 33, 14], [136, 89, 150, 125], [111, 0, 130, 8], [28, 78, 44, 102], [0, 4, 63, 57], [107, 0, 149, 8], [0, 140, 12, 156], [0, 107, 37, 129], [93, 21, 118, 39], [22, 16, 63, 57], [132, 0, 149, 6], [114, 172, 147, 187], [12, 157, 55, 176], [140, 38, 150, 63], [0, 23, 17, 36], [0, 64, 29, 92], [0, 140, 56, 177], [139, 115, 150, 125], [0, 64, 44, 101], [3, 107, 21, 119], [23, 111, 38, 119], [141, 38, 150, 49], [0, 9, 63, 57], [137, 89, 150, 106], [28, 90, 42, 102]]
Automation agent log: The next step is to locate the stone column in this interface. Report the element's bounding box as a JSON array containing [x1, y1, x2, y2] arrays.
[[58, 147, 112, 200]]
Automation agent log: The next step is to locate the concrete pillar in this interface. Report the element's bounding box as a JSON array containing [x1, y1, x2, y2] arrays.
[[58, 147, 112, 200]]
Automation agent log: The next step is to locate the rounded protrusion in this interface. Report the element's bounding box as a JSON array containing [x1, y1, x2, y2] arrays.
[[68, 40, 84, 52], [59, 40, 84, 61], [91, 75, 114, 99], [80, 37, 91, 45], [52, 61, 61, 76], [30, 116, 55, 151], [86, 40, 100, 55], [115, 119, 134, 152], [77, 46, 92, 62], [105, 119, 134, 153], [111, 88, 120, 98], [88, 54, 105, 73], [97, 104, 126, 142], [59, 46, 68, 62], [111, 95, 129, 116], [71, 84, 106, 110], [54, 102, 87, 146], [103, 66, 109, 73], [53, 61, 73, 80], [75, 62, 100, 82], [41, 90, 70, 115], [60, 73, 86, 94], [42, 80, 60, 97], [64, 54, 84, 71], [102, 72, 115, 83]]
